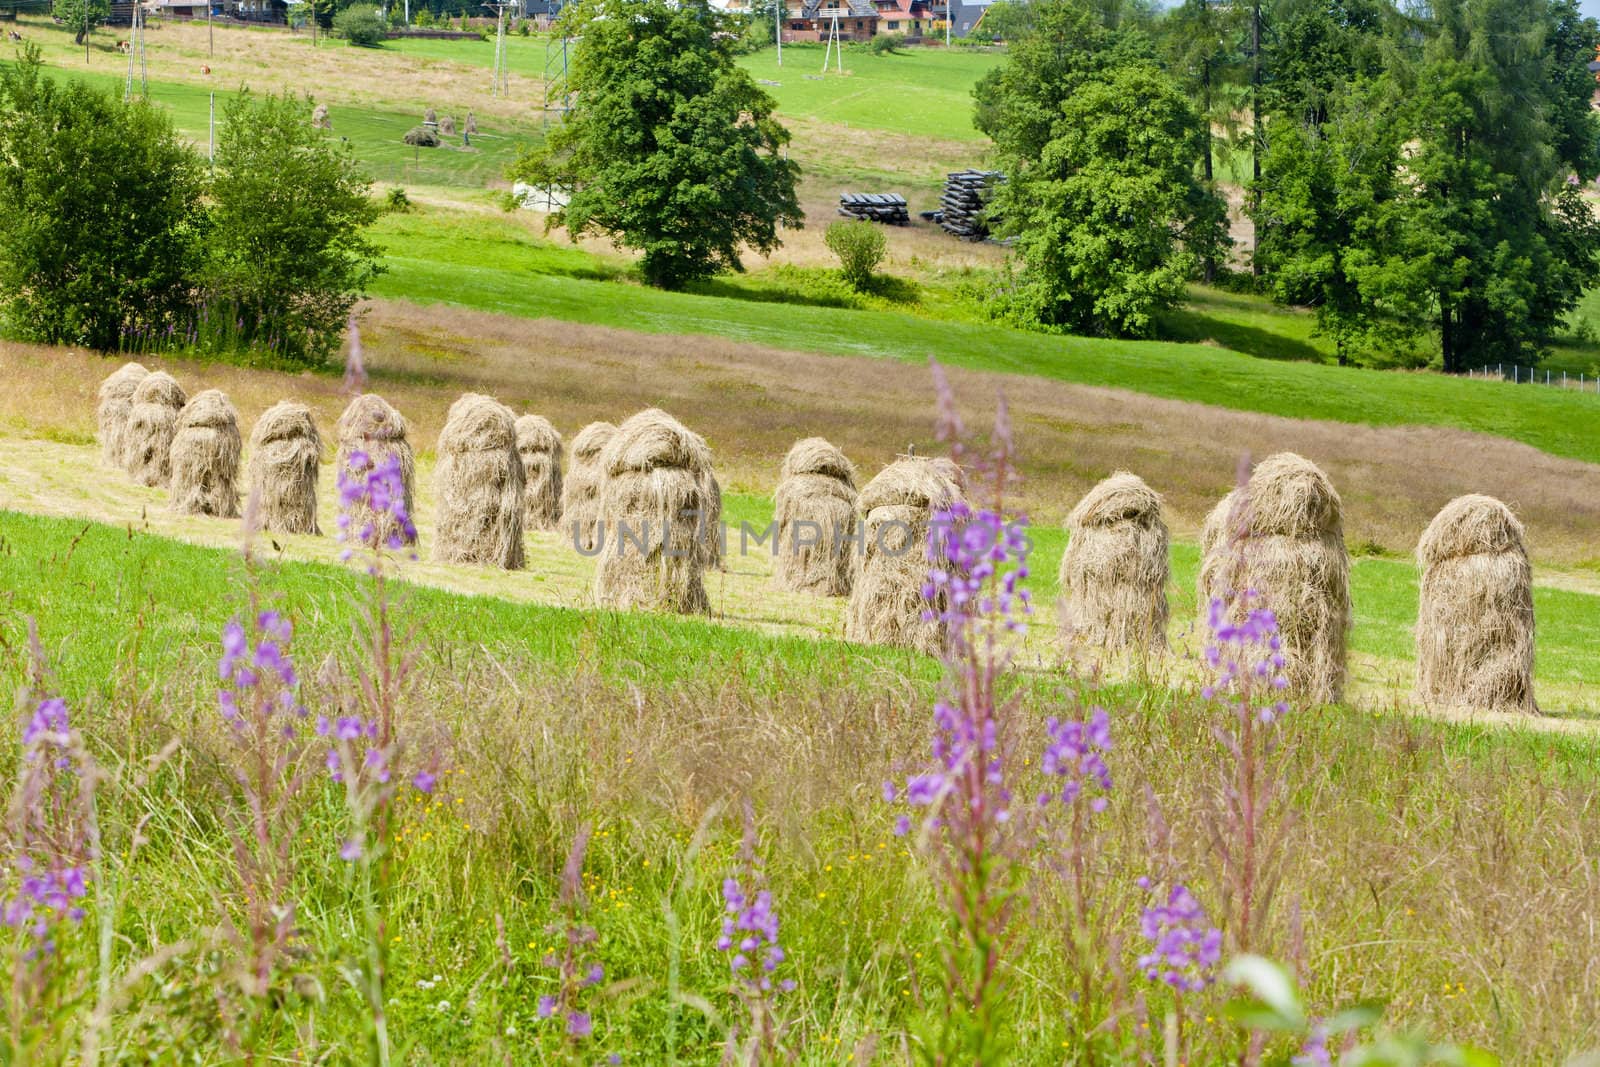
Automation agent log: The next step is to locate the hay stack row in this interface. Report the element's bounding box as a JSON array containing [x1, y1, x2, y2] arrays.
[[94, 364, 1540, 713], [837, 193, 910, 226], [1059, 453, 1537, 715]]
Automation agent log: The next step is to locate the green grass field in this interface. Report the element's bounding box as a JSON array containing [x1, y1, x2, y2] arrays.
[[370, 209, 1600, 466], [4, 512, 1600, 1062]]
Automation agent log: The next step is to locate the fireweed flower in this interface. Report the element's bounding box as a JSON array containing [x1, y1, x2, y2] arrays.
[[1293, 1023, 1333, 1067], [217, 611, 305, 732], [1136, 881, 1223, 993], [1038, 707, 1113, 812], [539, 826, 606, 1048], [718, 878, 795, 995], [5, 697, 93, 960], [923, 502, 1033, 635], [1202, 595, 1290, 724], [336, 450, 417, 558]]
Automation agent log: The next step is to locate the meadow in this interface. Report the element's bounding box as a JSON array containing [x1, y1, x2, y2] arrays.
[[3, 15, 1600, 1063]]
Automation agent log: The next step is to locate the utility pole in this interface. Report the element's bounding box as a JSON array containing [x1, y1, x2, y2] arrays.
[[775, 0, 781, 65], [208, 0, 214, 57], [1250, 0, 1262, 276], [945, 0, 949, 46], [208, 91, 215, 162]]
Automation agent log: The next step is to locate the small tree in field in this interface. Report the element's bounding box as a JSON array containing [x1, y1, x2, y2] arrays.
[[0, 49, 204, 351], [824, 221, 886, 292], [203, 91, 383, 365], [52, 0, 110, 45], [509, 0, 803, 289]]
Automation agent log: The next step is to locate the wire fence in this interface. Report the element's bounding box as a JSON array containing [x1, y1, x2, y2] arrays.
[[1467, 364, 1599, 395]]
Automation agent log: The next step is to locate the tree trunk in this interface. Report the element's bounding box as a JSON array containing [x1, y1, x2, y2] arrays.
[[1249, 0, 1263, 277], [1440, 301, 1456, 374], [74, 28, 87, 45]]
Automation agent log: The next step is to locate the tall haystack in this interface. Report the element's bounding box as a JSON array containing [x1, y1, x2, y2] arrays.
[[335, 393, 416, 548], [562, 420, 616, 552], [1415, 495, 1536, 713], [699, 470, 724, 569], [593, 409, 713, 614], [434, 394, 525, 569], [248, 401, 322, 535], [96, 361, 148, 468], [845, 457, 964, 654], [123, 371, 188, 487], [1197, 452, 1351, 703], [773, 437, 859, 597], [1060, 472, 1169, 654], [169, 390, 243, 517], [439, 114, 457, 136], [515, 414, 564, 532]]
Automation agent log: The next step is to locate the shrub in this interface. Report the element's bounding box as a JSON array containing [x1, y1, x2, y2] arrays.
[[0, 48, 204, 351], [517, 19, 530, 34], [386, 186, 413, 212], [867, 31, 905, 54], [824, 220, 887, 292], [202, 90, 383, 366], [414, 7, 434, 26], [333, 3, 387, 46]]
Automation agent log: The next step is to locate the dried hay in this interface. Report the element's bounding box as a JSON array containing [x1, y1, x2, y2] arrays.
[[311, 103, 331, 129], [1198, 452, 1352, 703], [439, 114, 457, 136], [1415, 494, 1536, 713], [123, 371, 188, 487], [247, 401, 322, 536], [335, 393, 416, 548], [169, 389, 242, 518], [562, 421, 617, 552], [845, 457, 963, 653], [593, 409, 712, 614], [1059, 472, 1168, 654], [96, 361, 148, 468], [773, 437, 859, 597], [433, 394, 525, 569], [515, 414, 565, 532], [699, 470, 724, 569]]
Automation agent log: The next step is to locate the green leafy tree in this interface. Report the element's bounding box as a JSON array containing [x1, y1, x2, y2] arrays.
[[1364, 0, 1600, 371], [203, 91, 383, 365], [52, 0, 110, 45], [0, 48, 204, 351], [333, 3, 388, 45], [510, 0, 801, 289], [994, 63, 1221, 337], [1253, 79, 1410, 365]]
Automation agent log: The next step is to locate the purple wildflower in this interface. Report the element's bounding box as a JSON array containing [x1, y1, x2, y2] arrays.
[[719, 877, 791, 993], [336, 450, 416, 555], [1293, 1023, 1333, 1067], [1038, 707, 1113, 812], [923, 503, 1032, 636], [1203, 595, 1290, 724], [1137, 883, 1223, 993]]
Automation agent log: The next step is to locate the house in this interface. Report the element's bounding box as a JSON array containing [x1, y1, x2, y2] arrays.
[[948, 0, 991, 37], [779, 0, 950, 42]]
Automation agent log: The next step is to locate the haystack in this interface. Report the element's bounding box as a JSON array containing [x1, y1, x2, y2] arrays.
[[515, 414, 564, 532], [123, 371, 188, 487], [432, 395, 525, 569], [1197, 452, 1351, 703], [773, 437, 859, 597], [335, 393, 416, 548], [593, 409, 713, 614], [247, 401, 322, 535], [439, 114, 457, 136], [465, 111, 478, 135], [96, 361, 148, 468], [1415, 495, 1536, 713], [699, 470, 725, 569], [1060, 472, 1168, 654], [844, 457, 964, 654], [561, 420, 616, 552], [169, 390, 242, 517], [311, 103, 331, 130]]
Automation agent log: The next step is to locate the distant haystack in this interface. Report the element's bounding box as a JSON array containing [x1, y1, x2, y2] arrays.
[[1415, 495, 1536, 713], [123, 371, 188, 487], [593, 409, 712, 614], [335, 393, 416, 548], [515, 414, 564, 532], [169, 390, 242, 517], [248, 401, 322, 536], [96, 361, 148, 468], [845, 457, 963, 654], [439, 114, 457, 136], [311, 103, 331, 129], [562, 420, 616, 552], [1198, 452, 1351, 703], [465, 111, 478, 135], [1060, 472, 1168, 654], [433, 394, 525, 569], [773, 437, 858, 597]]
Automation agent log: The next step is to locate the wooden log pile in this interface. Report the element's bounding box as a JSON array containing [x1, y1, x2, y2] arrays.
[[934, 169, 1003, 240], [838, 193, 910, 226]]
